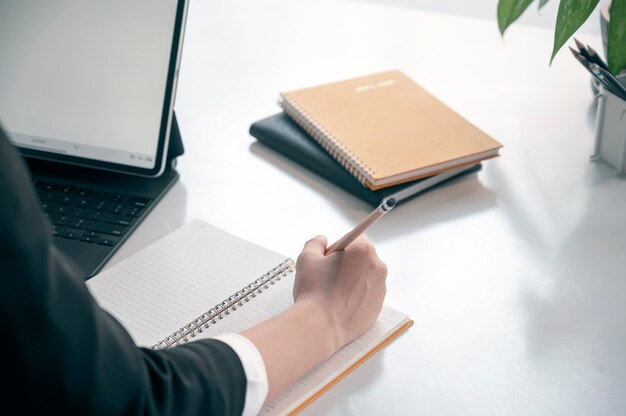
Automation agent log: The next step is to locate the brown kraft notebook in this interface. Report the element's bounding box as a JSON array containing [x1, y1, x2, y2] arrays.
[[279, 70, 502, 190]]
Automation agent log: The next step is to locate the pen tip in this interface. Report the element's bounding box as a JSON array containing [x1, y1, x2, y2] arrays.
[[587, 45, 597, 56], [574, 38, 585, 51], [570, 49, 585, 63]]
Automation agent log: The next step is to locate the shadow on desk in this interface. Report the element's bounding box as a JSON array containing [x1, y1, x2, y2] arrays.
[[105, 181, 188, 269], [250, 141, 498, 241], [586, 94, 599, 131], [520, 162, 626, 411], [249, 141, 369, 211], [370, 172, 497, 242]]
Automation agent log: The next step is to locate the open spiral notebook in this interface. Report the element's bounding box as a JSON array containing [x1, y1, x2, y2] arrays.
[[87, 219, 412, 415]]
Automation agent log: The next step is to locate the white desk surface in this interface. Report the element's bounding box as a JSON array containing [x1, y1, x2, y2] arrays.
[[107, 0, 626, 414]]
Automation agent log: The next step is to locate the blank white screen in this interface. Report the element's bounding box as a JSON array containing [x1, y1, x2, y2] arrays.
[[0, 0, 179, 169]]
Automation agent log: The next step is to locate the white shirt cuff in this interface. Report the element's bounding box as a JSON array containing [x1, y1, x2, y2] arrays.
[[213, 333, 268, 416]]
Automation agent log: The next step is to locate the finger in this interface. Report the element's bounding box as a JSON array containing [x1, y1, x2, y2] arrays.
[[351, 234, 374, 250], [302, 235, 328, 254], [353, 234, 371, 243], [348, 234, 377, 255]]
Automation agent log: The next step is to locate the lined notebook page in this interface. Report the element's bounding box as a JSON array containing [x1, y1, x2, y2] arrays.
[[87, 219, 290, 347]]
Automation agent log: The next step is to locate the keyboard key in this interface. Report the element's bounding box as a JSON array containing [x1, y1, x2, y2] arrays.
[[92, 200, 108, 211], [58, 195, 76, 205], [101, 202, 124, 213], [86, 210, 105, 221], [92, 191, 110, 200], [109, 193, 126, 203], [40, 192, 58, 202], [103, 213, 133, 226], [69, 207, 89, 218], [41, 202, 55, 212], [76, 188, 91, 198], [69, 217, 87, 229], [111, 204, 125, 214], [122, 205, 143, 217], [75, 198, 94, 208], [97, 238, 118, 246], [51, 215, 71, 226], [59, 185, 76, 194], [84, 221, 125, 236], [61, 228, 82, 239], [126, 196, 152, 208], [79, 233, 99, 243], [42, 182, 59, 192], [52, 205, 72, 215], [82, 231, 101, 239]]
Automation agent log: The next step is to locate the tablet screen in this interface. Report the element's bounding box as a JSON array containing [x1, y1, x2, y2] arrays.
[[0, 0, 185, 176]]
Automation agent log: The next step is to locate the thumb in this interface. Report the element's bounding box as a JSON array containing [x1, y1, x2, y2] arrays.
[[302, 235, 328, 254]]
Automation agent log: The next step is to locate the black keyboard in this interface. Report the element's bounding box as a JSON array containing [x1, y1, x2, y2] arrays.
[[33, 178, 152, 247]]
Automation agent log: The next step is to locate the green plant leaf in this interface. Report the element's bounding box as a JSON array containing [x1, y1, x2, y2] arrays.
[[550, 0, 600, 64], [608, 0, 626, 74], [539, 0, 550, 10], [498, 0, 535, 35]]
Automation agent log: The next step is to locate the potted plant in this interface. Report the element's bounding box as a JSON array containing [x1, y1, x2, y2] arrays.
[[497, 0, 625, 74]]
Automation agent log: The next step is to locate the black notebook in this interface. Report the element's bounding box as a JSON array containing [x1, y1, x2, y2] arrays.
[[250, 112, 481, 207]]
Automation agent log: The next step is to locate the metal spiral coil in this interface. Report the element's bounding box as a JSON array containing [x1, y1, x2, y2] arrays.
[[152, 258, 296, 350], [280, 97, 376, 184]]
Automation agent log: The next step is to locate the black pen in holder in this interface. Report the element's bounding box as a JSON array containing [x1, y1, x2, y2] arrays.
[[592, 74, 626, 174]]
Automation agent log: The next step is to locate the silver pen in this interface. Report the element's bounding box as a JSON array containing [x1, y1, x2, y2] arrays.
[[324, 164, 478, 255], [325, 197, 396, 255]]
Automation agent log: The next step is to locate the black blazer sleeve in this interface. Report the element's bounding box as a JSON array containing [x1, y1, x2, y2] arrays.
[[0, 127, 247, 415]]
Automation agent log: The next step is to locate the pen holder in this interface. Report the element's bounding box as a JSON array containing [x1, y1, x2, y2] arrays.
[[592, 75, 626, 174]]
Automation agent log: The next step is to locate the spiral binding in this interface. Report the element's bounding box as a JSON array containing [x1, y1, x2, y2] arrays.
[[280, 96, 376, 185], [152, 258, 296, 350]]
